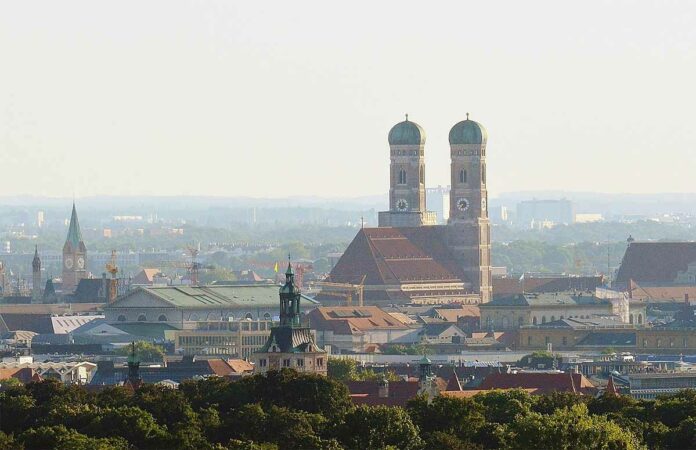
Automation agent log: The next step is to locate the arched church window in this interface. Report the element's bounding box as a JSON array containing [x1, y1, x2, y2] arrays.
[[245, 313, 253, 320], [638, 314, 643, 325], [398, 169, 407, 185], [541, 316, 546, 324], [137, 314, 147, 322], [532, 317, 537, 325], [419, 165, 424, 185], [117, 315, 126, 322], [158, 314, 168, 322], [482, 164, 486, 184], [459, 169, 467, 184], [263, 312, 272, 320]]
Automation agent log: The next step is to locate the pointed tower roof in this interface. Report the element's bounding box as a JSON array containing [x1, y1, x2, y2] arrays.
[[605, 375, 619, 396], [32, 245, 41, 270], [446, 370, 463, 391], [64, 203, 85, 251]]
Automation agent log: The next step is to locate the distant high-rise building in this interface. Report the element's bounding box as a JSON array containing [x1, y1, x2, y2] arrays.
[[516, 199, 574, 227], [62, 203, 88, 294], [36, 211, 45, 228], [32, 246, 42, 303], [426, 186, 450, 224]]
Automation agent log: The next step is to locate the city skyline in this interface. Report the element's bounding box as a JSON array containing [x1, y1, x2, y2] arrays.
[[1, 1, 695, 198]]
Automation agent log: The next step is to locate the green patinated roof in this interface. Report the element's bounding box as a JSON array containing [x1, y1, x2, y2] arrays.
[[388, 119, 426, 146], [449, 118, 487, 145], [127, 285, 319, 309], [64, 203, 85, 250]]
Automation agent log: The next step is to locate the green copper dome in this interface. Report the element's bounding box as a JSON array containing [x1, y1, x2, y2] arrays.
[[449, 116, 487, 145], [388, 118, 425, 146]]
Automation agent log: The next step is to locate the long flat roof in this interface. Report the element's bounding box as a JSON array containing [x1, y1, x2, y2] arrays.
[[116, 285, 319, 309]]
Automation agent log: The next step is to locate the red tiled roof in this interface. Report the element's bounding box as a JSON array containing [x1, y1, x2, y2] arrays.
[[326, 227, 470, 298], [627, 281, 696, 303], [133, 268, 161, 285], [434, 306, 480, 322], [615, 242, 696, 284], [206, 359, 235, 376], [226, 359, 254, 374], [0, 367, 40, 384], [478, 372, 596, 395], [305, 307, 410, 336], [346, 380, 420, 406]]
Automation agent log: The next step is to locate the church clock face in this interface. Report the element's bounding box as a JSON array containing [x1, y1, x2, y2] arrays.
[[456, 198, 470, 212], [77, 257, 85, 269], [396, 199, 409, 211], [65, 257, 73, 269], [481, 198, 487, 211]]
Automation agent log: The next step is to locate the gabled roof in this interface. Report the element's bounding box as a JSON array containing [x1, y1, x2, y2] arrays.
[[0, 314, 54, 334], [226, 359, 254, 374], [627, 281, 696, 302], [615, 241, 696, 284], [109, 285, 319, 310], [51, 314, 103, 334], [446, 370, 463, 391], [478, 372, 596, 395], [326, 227, 470, 300], [433, 305, 480, 322], [346, 380, 421, 406], [133, 269, 162, 285], [420, 323, 465, 337]]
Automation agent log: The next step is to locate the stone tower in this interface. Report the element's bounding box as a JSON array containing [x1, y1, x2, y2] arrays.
[[32, 245, 42, 303], [447, 115, 492, 302], [378, 116, 437, 227], [62, 203, 88, 294], [254, 261, 327, 375]]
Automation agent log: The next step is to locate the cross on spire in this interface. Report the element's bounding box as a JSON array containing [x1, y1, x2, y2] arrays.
[[405, 113, 409, 122], [466, 112, 470, 120]]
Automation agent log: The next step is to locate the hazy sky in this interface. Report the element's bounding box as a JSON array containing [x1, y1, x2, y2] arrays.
[[1, 1, 694, 199]]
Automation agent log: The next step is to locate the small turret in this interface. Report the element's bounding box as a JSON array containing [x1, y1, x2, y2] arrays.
[[126, 341, 142, 390]]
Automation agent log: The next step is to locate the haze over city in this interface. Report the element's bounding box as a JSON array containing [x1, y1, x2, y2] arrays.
[[2, 0, 695, 198], [5, 3, 696, 449]]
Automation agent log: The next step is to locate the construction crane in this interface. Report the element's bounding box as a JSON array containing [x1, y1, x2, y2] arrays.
[[313, 275, 366, 307], [105, 250, 119, 303], [185, 245, 201, 286]]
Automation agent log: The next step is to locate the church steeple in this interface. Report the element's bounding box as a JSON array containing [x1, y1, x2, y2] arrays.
[[62, 203, 88, 294], [64, 203, 86, 253], [279, 257, 301, 327], [32, 246, 42, 303], [126, 341, 143, 390]]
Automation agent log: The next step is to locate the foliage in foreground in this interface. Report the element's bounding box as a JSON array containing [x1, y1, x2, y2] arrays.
[[5, 371, 696, 449]]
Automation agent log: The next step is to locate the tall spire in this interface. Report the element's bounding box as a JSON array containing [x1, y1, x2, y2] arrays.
[[65, 203, 85, 251], [32, 245, 41, 270]]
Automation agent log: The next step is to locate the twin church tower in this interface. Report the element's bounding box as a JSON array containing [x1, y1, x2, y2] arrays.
[[379, 114, 491, 302]]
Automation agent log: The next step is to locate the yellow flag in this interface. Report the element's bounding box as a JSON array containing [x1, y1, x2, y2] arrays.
[[274, 262, 279, 273]]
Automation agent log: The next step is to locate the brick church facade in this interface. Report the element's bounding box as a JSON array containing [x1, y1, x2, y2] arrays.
[[325, 115, 492, 306]]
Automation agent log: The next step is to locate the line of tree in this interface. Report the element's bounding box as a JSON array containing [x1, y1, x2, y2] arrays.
[[4, 370, 696, 449]]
